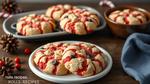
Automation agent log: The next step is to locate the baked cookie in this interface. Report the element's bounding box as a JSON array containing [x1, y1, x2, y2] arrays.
[[60, 9, 100, 35], [109, 9, 147, 25], [46, 4, 76, 21], [16, 14, 56, 36], [62, 42, 106, 77], [33, 42, 70, 75]]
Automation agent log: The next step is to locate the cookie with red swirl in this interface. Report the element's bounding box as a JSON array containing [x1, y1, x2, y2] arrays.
[[33, 42, 70, 75], [46, 4, 77, 21], [60, 9, 100, 35], [17, 14, 56, 36], [109, 9, 147, 25], [62, 42, 106, 77]]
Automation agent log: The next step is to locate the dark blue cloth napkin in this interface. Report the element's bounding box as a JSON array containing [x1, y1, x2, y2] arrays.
[[121, 33, 150, 84]]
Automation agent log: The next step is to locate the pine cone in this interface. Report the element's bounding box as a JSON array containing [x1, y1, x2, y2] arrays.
[[2, 0, 18, 14], [0, 34, 19, 53], [0, 57, 14, 77]]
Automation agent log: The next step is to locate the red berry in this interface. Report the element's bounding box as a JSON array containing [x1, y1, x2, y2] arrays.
[[24, 48, 31, 55], [15, 63, 21, 70], [0, 60, 5, 67], [14, 57, 20, 63]]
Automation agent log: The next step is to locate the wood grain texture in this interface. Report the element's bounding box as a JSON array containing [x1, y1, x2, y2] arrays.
[[1, 2, 149, 84]]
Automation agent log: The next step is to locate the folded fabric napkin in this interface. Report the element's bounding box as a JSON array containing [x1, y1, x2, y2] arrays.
[[121, 33, 150, 84]]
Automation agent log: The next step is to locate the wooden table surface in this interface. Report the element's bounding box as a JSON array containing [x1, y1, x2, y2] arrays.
[[0, 1, 150, 84]]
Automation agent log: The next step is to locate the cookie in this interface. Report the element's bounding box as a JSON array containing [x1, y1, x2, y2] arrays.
[[46, 4, 76, 21], [60, 9, 100, 35], [62, 42, 106, 77], [16, 14, 56, 36], [33, 42, 70, 75], [109, 9, 147, 25]]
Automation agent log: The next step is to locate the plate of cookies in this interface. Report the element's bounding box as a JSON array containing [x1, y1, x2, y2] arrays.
[[29, 41, 112, 83], [3, 4, 106, 41]]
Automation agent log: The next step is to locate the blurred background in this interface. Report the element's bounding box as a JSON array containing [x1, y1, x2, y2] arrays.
[[0, 0, 150, 3]]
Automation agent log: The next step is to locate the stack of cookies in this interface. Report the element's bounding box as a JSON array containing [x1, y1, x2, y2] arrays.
[[109, 9, 147, 25], [33, 42, 106, 77], [16, 4, 100, 36]]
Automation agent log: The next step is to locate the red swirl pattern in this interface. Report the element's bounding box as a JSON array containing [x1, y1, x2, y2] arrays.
[[33, 42, 106, 77], [62, 42, 106, 76], [33, 42, 69, 75], [46, 4, 75, 21], [60, 9, 100, 35], [109, 9, 147, 25], [17, 14, 55, 36]]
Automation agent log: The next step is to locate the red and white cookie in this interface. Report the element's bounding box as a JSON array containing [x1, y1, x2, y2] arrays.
[[62, 42, 106, 77], [109, 9, 147, 25], [46, 4, 77, 21], [33, 42, 70, 75], [16, 14, 56, 36], [60, 9, 100, 35]]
